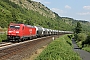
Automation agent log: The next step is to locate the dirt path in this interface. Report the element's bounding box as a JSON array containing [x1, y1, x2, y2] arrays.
[[72, 39, 90, 60]]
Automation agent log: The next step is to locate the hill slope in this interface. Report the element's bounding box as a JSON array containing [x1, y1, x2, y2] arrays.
[[0, 0, 90, 32], [10, 0, 55, 19]]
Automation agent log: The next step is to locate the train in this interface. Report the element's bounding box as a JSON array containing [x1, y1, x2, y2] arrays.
[[7, 23, 73, 42]]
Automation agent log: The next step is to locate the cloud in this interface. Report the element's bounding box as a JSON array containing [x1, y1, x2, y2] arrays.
[[77, 12, 90, 15], [83, 6, 90, 10], [51, 8, 65, 15], [65, 5, 71, 9], [77, 6, 90, 16]]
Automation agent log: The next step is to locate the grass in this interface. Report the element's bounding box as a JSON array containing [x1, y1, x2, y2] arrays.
[[77, 41, 90, 52], [77, 41, 82, 48], [83, 46, 90, 52], [0, 33, 7, 42], [82, 45, 90, 53], [35, 35, 81, 60]]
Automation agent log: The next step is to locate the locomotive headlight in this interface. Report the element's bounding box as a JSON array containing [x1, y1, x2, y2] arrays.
[[9, 31, 12, 33], [16, 31, 19, 33]]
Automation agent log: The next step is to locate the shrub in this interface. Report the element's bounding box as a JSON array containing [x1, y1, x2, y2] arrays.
[[0, 33, 7, 42], [81, 33, 90, 52], [83, 33, 90, 45], [77, 33, 87, 42], [74, 33, 78, 41]]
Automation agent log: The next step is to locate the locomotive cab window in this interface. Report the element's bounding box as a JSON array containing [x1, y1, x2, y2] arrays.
[[15, 26, 20, 29], [10, 25, 20, 29], [10, 25, 14, 28]]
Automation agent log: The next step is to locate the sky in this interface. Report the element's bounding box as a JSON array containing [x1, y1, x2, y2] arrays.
[[32, 0, 90, 22]]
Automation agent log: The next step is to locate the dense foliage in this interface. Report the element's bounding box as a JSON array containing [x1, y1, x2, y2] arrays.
[[0, 33, 7, 42], [62, 17, 90, 32], [35, 35, 81, 60], [74, 22, 90, 52], [74, 22, 82, 34]]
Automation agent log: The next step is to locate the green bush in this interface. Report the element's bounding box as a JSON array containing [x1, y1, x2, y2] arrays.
[[75, 33, 87, 48], [83, 33, 90, 45], [74, 33, 78, 41], [80, 33, 90, 52], [0, 33, 7, 42], [77, 33, 87, 42]]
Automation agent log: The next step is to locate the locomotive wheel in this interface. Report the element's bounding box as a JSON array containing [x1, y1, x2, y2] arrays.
[[21, 39, 24, 42], [30, 37, 32, 40], [18, 39, 20, 43], [28, 37, 32, 40]]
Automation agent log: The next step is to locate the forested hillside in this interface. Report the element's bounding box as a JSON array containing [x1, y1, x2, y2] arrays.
[[62, 17, 90, 32], [0, 0, 90, 32]]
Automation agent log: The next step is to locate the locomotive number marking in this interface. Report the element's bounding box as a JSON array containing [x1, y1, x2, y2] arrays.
[[29, 29, 32, 34]]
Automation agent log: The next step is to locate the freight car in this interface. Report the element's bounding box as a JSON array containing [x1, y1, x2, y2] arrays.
[[34, 26, 43, 37]]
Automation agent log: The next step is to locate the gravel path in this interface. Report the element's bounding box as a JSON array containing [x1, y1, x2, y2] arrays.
[[72, 39, 90, 60]]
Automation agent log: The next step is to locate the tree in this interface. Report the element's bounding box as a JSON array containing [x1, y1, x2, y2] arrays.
[[81, 33, 90, 48], [74, 22, 82, 34]]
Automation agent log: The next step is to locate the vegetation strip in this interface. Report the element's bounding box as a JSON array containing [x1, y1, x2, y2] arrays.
[[74, 22, 90, 52], [35, 35, 81, 60]]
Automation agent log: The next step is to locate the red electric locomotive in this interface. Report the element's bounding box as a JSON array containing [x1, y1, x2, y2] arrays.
[[7, 23, 36, 42]]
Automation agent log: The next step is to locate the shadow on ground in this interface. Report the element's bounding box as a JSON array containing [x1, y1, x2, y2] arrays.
[[74, 47, 82, 49]]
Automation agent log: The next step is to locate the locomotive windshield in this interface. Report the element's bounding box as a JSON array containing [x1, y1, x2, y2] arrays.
[[10, 25, 14, 28], [10, 25, 20, 29]]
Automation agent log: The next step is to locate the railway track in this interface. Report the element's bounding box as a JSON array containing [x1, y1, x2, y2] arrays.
[[0, 35, 59, 60], [0, 42, 12, 47]]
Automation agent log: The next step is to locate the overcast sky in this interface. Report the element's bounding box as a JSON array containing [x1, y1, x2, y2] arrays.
[[32, 0, 90, 22]]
